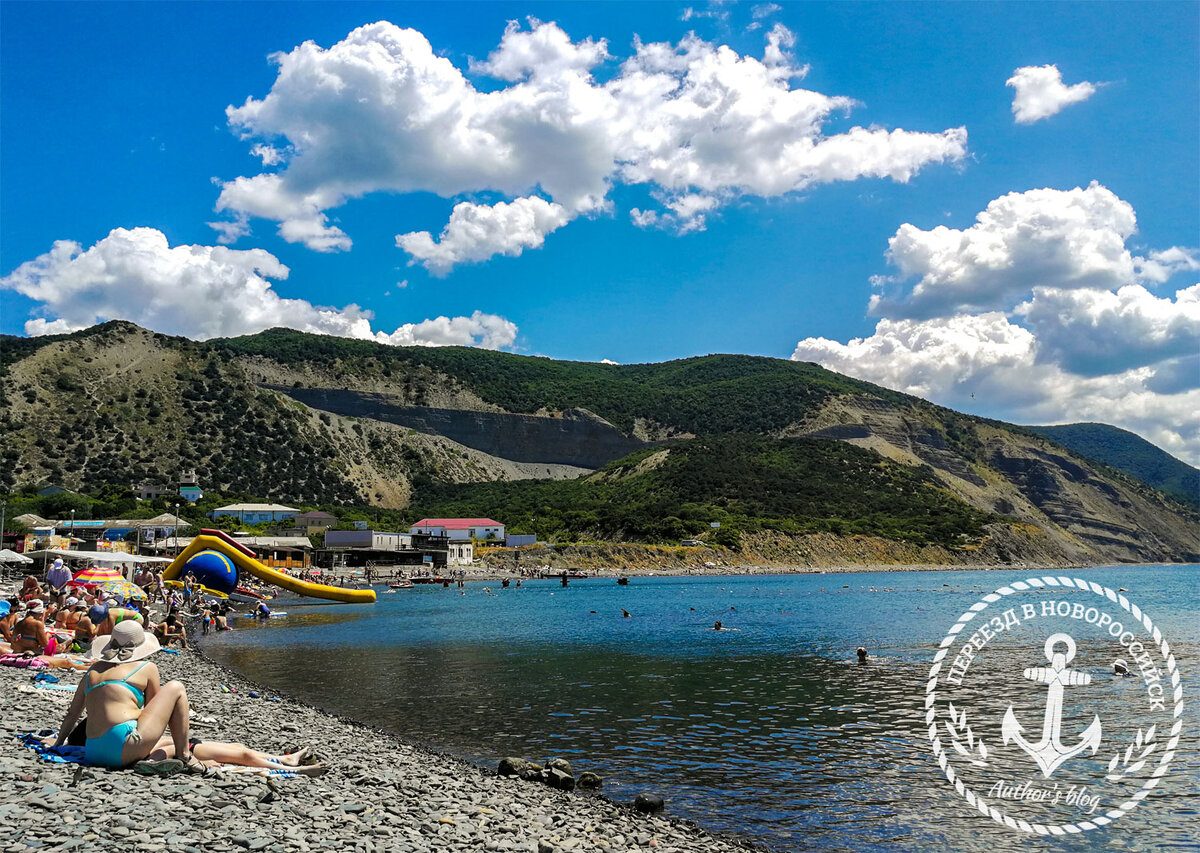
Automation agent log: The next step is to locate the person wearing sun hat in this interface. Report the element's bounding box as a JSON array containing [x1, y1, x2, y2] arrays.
[[45, 558, 72, 606], [90, 619, 161, 662], [45, 621, 180, 768], [11, 599, 55, 655], [48, 621, 327, 774]]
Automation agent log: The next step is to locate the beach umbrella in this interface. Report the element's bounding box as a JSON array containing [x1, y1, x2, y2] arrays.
[[71, 565, 124, 586], [99, 578, 148, 602]]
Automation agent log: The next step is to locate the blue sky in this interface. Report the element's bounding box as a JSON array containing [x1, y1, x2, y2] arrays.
[[2, 2, 1197, 461]]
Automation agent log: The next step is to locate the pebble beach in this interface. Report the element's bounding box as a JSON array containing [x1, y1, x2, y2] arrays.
[[0, 649, 758, 853]]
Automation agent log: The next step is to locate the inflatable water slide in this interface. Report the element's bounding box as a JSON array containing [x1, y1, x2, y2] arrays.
[[163, 529, 375, 604]]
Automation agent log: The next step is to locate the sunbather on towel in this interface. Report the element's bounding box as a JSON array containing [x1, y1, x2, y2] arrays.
[[47, 622, 325, 773]]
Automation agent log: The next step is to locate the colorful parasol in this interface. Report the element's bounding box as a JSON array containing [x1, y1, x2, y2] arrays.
[[71, 565, 125, 586], [99, 578, 148, 602]]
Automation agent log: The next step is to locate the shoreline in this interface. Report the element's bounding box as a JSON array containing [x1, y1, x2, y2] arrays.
[[408, 560, 1107, 584], [1, 646, 763, 853]]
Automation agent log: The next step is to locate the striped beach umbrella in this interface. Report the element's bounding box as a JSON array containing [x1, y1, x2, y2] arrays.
[[99, 578, 148, 602], [71, 565, 125, 586]]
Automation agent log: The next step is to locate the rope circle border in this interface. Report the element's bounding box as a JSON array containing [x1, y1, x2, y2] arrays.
[[925, 575, 1184, 835]]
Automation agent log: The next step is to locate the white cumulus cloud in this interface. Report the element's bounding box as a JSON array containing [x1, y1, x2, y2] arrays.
[[1007, 64, 1097, 124], [1, 227, 517, 349], [396, 196, 572, 275], [211, 20, 967, 271], [792, 186, 1200, 464], [870, 182, 1162, 320], [1015, 284, 1200, 376], [376, 311, 518, 349]]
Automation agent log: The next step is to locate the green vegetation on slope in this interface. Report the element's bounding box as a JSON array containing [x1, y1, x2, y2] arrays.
[[0, 323, 361, 503], [213, 327, 914, 435], [1029, 423, 1199, 510], [409, 435, 994, 548]]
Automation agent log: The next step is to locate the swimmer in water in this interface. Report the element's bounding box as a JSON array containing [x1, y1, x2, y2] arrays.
[[713, 621, 723, 630], [1114, 659, 1132, 677], [857, 647, 868, 664]]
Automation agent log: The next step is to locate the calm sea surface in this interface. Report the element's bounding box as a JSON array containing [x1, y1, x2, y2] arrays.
[[203, 565, 1199, 852]]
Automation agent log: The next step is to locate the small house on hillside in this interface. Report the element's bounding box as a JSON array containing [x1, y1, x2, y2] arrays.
[[178, 471, 203, 503], [135, 483, 177, 501], [133, 471, 203, 503]]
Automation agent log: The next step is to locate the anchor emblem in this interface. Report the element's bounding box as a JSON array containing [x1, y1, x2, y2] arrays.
[[1002, 633, 1102, 777]]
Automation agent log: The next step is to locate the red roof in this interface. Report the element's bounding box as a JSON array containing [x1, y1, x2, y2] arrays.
[[412, 518, 502, 528]]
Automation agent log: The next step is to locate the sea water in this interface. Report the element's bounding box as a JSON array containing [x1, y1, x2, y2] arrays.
[[203, 565, 1199, 852]]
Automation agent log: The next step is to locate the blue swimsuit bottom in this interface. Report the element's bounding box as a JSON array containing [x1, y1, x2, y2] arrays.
[[83, 662, 149, 767], [85, 720, 139, 767]]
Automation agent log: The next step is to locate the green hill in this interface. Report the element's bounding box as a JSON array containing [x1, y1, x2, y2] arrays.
[[2, 322, 1198, 565], [1028, 423, 1199, 510], [214, 327, 917, 436], [410, 436, 993, 548]]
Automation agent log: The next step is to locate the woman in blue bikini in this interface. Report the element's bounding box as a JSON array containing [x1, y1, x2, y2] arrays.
[[49, 622, 324, 773]]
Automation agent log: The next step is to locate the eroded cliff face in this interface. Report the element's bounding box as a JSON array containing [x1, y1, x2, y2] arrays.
[[270, 387, 648, 469], [794, 395, 1200, 565]]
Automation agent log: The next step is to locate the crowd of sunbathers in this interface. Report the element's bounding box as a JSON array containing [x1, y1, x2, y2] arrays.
[[3, 562, 327, 775], [2, 577, 215, 664]]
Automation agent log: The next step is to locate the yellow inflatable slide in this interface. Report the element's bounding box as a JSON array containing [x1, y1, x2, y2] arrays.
[[164, 529, 375, 604]]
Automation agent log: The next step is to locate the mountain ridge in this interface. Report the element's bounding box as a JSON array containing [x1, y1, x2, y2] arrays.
[[2, 322, 1196, 566]]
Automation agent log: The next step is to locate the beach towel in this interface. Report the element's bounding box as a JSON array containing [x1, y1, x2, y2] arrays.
[[16, 733, 87, 765], [1, 653, 48, 669], [17, 733, 304, 777], [16, 685, 75, 702]]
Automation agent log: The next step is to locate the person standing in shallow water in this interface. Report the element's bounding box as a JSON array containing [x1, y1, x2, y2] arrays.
[[856, 647, 868, 664]]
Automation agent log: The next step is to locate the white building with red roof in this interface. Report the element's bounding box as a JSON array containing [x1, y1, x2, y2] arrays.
[[409, 518, 505, 542]]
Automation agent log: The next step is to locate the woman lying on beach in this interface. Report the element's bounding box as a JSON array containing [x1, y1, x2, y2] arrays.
[[49, 622, 326, 773]]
